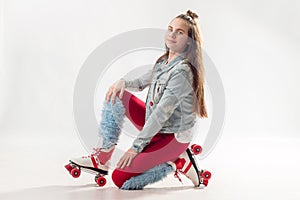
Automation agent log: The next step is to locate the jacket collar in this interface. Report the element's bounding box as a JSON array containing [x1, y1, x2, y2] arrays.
[[159, 54, 186, 73]]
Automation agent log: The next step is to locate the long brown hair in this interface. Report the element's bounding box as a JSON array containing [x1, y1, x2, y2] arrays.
[[156, 10, 208, 118]]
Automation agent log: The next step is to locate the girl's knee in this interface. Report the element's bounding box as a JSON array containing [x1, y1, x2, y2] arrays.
[[112, 169, 139, 189], [112, 169, 124, 188], [112, 169, 132, 188]]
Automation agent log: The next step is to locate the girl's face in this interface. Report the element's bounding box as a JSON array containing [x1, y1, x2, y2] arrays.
[[165, 18, 190, 54]]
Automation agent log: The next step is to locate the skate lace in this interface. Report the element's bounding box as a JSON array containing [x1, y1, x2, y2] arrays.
[[173, 158, 186, 183], [81, 148, 102, 159], [174, 170, 183, 183]]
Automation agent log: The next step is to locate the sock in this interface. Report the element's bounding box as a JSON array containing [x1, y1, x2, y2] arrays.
[[98, 97, 125, 149], [120, 163, 174, 190]]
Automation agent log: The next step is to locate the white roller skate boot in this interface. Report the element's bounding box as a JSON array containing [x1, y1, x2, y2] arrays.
[[168, 144, 212, 188], [65, 145, 116, 187], [69, 145, 115, 172]]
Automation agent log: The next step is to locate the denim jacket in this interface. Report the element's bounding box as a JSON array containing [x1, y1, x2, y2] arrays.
[[123, 55, 196, 153]]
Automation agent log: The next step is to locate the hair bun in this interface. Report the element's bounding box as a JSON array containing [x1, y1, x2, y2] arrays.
[[186, 10, 198, 20]]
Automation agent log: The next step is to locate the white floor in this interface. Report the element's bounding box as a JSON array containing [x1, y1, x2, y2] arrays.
[[0, 133, 299, 200]]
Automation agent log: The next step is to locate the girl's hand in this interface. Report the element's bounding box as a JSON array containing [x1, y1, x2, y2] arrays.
[[105, 79, 125, 104], [117, 148, 138, 169]]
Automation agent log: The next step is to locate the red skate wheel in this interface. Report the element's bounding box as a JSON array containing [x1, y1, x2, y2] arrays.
[[70, 168, 81, 178], [201, 171, 212, 180], [191, 144, 202, 155], [202, 179, 209, 186], [96, 176, 107, 187], [64, 164, 73, 172]]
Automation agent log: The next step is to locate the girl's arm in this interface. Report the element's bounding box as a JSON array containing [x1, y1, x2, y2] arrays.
[[122, 68, 152, 91], [106, 68, 153, 104]]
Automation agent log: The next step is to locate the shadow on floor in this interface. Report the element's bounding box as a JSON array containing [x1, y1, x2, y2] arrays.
[[0, 184, 197, 200]]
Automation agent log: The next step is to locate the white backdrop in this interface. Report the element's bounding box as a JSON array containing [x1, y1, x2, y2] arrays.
[[1, 1, 300, 199], [0, 0, 299, 140]]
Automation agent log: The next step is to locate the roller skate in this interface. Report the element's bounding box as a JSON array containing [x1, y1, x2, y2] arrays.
[[65, 145, 115, 187], [168, 144, 212, 188]]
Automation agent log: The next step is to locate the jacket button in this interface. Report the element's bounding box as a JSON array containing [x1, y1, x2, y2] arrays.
[[150, 101, 153, 106]]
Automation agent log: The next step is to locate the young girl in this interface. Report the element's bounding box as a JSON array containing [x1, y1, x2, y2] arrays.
[[68, 10, 209, 189]]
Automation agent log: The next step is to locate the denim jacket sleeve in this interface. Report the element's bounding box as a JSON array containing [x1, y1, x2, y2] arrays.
[[122, 68, 152, 91], [132, 65, 193, 153]]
